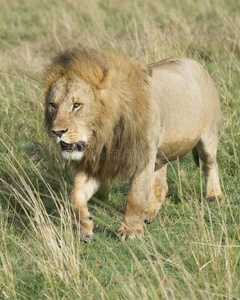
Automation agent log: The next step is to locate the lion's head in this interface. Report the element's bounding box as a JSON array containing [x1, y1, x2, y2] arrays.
[[43, 47, 151, 181]]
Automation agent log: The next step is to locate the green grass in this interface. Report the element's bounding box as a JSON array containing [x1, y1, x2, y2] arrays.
[[0, 0, 240, 299]]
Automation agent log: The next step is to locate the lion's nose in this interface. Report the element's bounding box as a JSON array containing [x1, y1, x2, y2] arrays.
[[52, 128, 68, 138]]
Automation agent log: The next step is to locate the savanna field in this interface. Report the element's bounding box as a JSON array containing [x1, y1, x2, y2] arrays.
[[0, 0, 240, 299]]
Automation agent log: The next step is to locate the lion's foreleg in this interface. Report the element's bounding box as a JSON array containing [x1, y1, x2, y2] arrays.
[[117, 162, 155, 240], [70, 173, 101, 240], [144, 163, 168, 222]]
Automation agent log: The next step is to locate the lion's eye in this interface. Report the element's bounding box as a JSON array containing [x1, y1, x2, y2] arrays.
[[73, 103, 81, 111], [49, 102, 56, 109]]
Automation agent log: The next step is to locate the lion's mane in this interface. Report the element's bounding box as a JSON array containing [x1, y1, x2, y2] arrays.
[[43, 47, 151, 181]]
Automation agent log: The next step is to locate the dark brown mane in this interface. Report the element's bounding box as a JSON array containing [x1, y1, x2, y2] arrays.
[[44, 47, 151, 181]]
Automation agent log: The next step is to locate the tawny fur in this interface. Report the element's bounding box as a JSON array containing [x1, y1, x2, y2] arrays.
[[43, 46, 222, 240]]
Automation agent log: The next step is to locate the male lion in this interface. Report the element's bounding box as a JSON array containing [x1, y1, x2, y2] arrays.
[[43, 46, 221, 240]]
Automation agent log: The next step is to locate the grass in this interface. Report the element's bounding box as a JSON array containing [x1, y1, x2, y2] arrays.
[[0, 0, 240, 299]]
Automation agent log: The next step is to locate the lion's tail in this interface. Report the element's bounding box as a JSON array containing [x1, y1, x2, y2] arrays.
[[192, 146, 202, 167]]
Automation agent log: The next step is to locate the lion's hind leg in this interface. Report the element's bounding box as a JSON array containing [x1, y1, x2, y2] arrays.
[[144, 164, 168, 223], [195, 133, 221, 201]]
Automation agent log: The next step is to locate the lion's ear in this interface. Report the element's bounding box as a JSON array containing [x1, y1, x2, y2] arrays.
[[97, 68, 113, 90]]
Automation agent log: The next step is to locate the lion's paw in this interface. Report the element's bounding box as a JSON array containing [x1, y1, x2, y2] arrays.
[[206, 196, 220, 202], [75, 218, 94, 242], [117, 224, 143, 241], [76, 228, 93, 242], [80, 232, 93, 242], [144, 209, 158, 223]]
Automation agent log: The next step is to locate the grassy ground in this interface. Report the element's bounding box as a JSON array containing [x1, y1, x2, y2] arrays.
[[0, 0, 240, 299]]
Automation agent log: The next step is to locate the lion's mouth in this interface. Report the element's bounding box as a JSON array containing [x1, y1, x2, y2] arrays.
[[60, 141, 86, 152]]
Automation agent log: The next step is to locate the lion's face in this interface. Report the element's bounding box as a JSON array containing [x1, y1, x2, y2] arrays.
[[46, 76, 95, 161]]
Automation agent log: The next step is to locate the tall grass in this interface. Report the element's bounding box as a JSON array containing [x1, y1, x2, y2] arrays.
[[0, 0, 240, 299]]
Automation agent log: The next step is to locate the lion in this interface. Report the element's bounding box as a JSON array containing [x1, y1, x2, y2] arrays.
[[43, 46, 221, 240]]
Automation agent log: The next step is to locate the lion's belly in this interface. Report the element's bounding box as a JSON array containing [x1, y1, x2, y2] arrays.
[[156, 136, 200, 165], [154, 114, 204, 168]]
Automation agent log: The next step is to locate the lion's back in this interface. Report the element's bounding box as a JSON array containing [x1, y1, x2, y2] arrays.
[[148, 57, 221, 124]]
